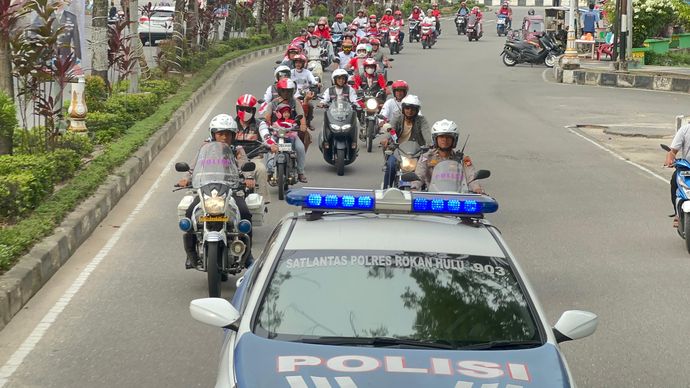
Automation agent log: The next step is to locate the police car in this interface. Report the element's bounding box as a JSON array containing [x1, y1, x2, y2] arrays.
[[190, 187, 598, 388]]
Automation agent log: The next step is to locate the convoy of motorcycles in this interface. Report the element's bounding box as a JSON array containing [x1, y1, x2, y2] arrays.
[[174, 7, 576, 296]]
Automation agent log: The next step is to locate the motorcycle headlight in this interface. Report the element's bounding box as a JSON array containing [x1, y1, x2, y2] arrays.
[[400, 155, 417, 173], [341, 124, 351, 130], [203, 193, 226, 215], [330, 124, 341, 130], [366, 98, 378, 111]]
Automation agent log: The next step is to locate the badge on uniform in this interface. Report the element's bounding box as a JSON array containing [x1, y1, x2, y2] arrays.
[[463, 156, 473, 167]]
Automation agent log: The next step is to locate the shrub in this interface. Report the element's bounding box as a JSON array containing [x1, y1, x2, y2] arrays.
[[250, 34, 272, 47], [55, 132, 95, 157], [47, 149, 81, 182], [104, 92, 160, 121], [85, 75, 109, 112], [12, 127, 45, 155], [86, 111, 130, 144], [0, 173, 46, 217], [0, 91, 18, 154], [312, 4, 327, 16]]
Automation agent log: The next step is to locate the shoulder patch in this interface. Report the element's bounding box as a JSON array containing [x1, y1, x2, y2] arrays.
[[463, 155, 473, 167]]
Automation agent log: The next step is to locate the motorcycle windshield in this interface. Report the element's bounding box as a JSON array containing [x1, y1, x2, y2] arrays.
[[468, 14, 477, 26], [191, 142, 240, 189], [328, 99, 353, 122], [428, 160, 467, 193]]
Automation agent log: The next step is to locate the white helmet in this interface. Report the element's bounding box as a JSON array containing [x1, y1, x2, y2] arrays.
[[209, 114, 238, 139], [332, 68, 349, 82], [356, 43, 368, 57], [274, 65, 291, 81], [431, 119, 460, 148], [401, 94, 421, 116]]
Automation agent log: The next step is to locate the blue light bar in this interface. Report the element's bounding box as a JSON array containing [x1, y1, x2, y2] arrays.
[[287, 188, 376, 211], [411, 193, 498, 215]]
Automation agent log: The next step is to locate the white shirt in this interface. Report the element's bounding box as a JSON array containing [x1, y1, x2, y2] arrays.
[[337, 51, 354, 68], [354, 16, 369, 28], [422, 16, 436, 28], [331, 21, 348, 33], [320, 85, 359, 105], [291, 68, 317, 92], [380, 98, 403, 123], [672, 124, 690, 160]]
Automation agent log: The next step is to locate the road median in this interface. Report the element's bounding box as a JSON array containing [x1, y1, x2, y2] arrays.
[[553, 61, 690, 93]]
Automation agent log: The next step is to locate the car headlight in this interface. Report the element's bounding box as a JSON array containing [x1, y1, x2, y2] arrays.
[[203, 193, 226, 215], [365, 98, 378, 111], [400, 155, 417, 173]]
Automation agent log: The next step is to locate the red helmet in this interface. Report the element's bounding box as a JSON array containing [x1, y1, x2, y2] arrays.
[[369, 14, 377, 20], [394, 10, 402, 15], [370, 38, 381, 46], [391, 79, 409, 93], [293, 53, 307, 63], [287, 44, 301, 54], [363, 58, 377, 67], [359, 36, 369, 44], [335, 13, 344, 19], [236, 94, 258, 122], [277, 78, 296, 91]]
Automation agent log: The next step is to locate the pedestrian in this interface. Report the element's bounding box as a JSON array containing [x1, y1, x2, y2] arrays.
[[581, 2, 600, 39]]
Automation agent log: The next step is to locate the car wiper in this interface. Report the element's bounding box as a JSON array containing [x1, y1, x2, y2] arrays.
[[295, 336, 456, 350], [456, 340, 543, 350]]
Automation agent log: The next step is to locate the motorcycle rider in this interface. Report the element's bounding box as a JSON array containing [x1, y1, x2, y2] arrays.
[[332, 13, 348, 34], [470, 6, 483, 35], [353, 58, 388, 104], [318, 69, 361, 149], [412, 119, 483, 193], [366, 14, 380, 37], [380, 8, 394, 26], [422, 9, 438, 40], [279, 44, 302, 68], [354, 8, 369, 30], [391, 10, 406, 45], [664, 123, 690, 227], [335, 40, 355, 69], [306, 22, 316, 36], [262, 65, 291, 104], [379, 94, 431, 189], [380, 79, 409, 125], [345, 43, 371, 75], [431, 3, 441, 34], [369, 38, 392, 72], [457, 1, 470, 16], [178, 114, 254, 269], [313, 18, 335, 61], [351, 21, 366, 39], [290, 54, 318, 132], [409, 5, 425, 21], [496, 1, 513, 29], [235, 94, 270, 203], [262, 78, 309, 183]]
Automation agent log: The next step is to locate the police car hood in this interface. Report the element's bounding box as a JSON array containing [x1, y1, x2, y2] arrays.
[[234, 333, 571, 387]]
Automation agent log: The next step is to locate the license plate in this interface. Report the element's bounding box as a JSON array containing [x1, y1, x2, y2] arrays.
[[497, 19, 505, 24], [680, 171, 690, 176], [200, 215, 228, 222], [278, 143, 293, 152]]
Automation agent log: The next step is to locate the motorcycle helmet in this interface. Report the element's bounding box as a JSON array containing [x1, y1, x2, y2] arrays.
[[413, 5, 420, 10], [307, 22, 316, 28], [370, 37, 381, 47], [350, 22, 359, 31], [471, 6, 479, 12], [342, 41, 353, 53], [369, 14, 377, 21], [332, 68, 349, 83], [287, 44, 301, 57], [209, 114, 238, 139], [363, 58, 377, 75], [274, 103, 293, 120], [394, 10, 402, 16], [276, 78, 296, 100], [335, 13, 344, 20], [391, 79, 409, 97], [359, 36, 369, 44], [356, 43, 368, 58], [432, 2, 438, 7], [293, 53, 307, 67], [385, 7, 392, 14], [401, 94, 421, 117], [236, 94, 258, 122], [528, 8, 535, 15], [365, 43, 373, 55], [426, 8, 433, 15], [431, 119, 459, 149], [357, 8, 365, 15], [274, 65, 291, 81], [309, 35, 320, 47]]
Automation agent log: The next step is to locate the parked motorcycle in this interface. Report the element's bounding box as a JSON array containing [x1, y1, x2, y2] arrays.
[[420, 22, 436, 49], [266, 118, 302, 200], [496, 14, 509, 36], [174, 142, 253, 297], [466, 14, 482, 41], [318, 100, 359, 176], [501, 33, 563, 68], [409, 20, 421, 43], [455, 14, 467, 35], [662, 144, 690, 253], [388, 25, 403, 55]]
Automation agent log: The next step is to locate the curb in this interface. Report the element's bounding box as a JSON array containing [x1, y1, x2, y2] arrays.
[[0, 44, 287, 330], [553, 65, 690, 93]]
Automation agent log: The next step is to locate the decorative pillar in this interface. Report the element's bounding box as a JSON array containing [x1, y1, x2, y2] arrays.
[[67, 76, 88, 133], [560, 0, 580, 69]]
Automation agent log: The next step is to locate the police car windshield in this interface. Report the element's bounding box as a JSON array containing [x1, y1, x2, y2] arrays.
[[254, 250, 540, 346]]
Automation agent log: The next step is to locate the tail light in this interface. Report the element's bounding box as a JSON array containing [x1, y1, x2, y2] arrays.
[[139, 16, 149, 23]]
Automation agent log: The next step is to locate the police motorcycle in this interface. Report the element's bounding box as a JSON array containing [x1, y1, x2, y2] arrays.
[[455, 14, 468, 35], [409, 19, 421, 42], [318, 99, 359, 176], [266, 117, 303, 200], [174, 142, 254, 298], [501, 32, 562, 68], [383, 130, 427, 190], [496, 14, 509, 36], [662, 144, 690, 253]]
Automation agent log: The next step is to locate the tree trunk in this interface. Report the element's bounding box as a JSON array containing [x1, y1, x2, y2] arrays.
[[255, 0, 263, 31], [128, 0, 149, 88], [174, 0, 186, 68], [91, 0, 109, 84], [186, 0, 198, 50], [0, 34, 13, 99]]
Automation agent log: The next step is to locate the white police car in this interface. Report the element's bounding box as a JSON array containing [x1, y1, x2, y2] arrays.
[[190, 188, 598, 388]]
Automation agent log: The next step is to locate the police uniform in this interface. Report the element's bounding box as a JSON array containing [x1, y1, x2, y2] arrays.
[[413, 149, 481, 192]]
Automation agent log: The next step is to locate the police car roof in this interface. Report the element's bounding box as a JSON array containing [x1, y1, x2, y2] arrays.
[[285, 213, 505, 258]]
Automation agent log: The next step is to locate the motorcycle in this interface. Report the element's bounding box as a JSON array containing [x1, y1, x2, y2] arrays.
[[420, 22, 436, 49], [496, 14, 509, 36], [383, 137, 426, 190], [466, 14, 482, 41], [318, 99, 359, 176], [231, 139, 268, 226], [332, 32, 344, 52], [174, 142, 254, 297], [409, 19, 421, 43], [501, 33, 563, 68], [266, 118, 302, 200], [379, 24, 389, 47], [357, 89, 387, 153], [388, 25, 403, 55], [455, 14, 467, 35], [401, 158, 491, 193], [662, 144, 690, 253]]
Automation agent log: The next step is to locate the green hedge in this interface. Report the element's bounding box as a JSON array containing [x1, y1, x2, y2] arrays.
[[140, 79, 179, 99], [85, 75, 108, 112], [0, 41, 283, 273], [87, 111, 131, 144], [0, 91, 18, 150], [104, 92, 160, 121]]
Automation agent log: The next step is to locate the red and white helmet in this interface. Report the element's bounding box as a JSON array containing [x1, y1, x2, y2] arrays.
[[236, 94, 258, 122], [363, 58, 377, 75]]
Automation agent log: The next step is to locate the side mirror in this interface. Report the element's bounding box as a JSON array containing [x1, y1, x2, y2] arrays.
[[553, 310, 598, 343], [189, 298, 240, 329], [275, 60, 281, 64], [401, 172, 420, 182], [295, 114, 304, 121], [386, 80, 393, 86], [241, 162, 256, 172], [661, 144, 671, 152], [469, 169, 491, 183], [257, 99, 265, 104], [388, 58, 395, 62], [348, 79, 355, 85], [175, 162, 190, 172]]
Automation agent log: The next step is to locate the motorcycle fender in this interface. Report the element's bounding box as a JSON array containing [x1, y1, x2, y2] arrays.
[[205, 231, 226, 244], [681, 201, 690, 213], [276, 153, 287, 164], [335, 140, 348, 150]]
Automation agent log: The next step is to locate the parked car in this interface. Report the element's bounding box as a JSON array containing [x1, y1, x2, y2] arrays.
[[138, 5, 174, 46]]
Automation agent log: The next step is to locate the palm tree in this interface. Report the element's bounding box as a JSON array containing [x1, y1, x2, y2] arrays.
[[92, 0, 109, 84]]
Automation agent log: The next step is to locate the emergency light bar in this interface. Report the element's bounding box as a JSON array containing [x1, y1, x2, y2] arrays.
[[286, 188, 498, 216]]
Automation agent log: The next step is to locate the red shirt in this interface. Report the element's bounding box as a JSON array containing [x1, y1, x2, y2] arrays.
[[431, 9, 441, 18], [391, 18, 405, 27], [380, 15, 394, 26], [354, 73, 386, 90], [313, 27, 331, 40]]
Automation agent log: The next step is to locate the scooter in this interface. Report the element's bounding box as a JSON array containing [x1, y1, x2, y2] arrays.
[[357, 88, 387, 153], [266, 118, 302, 200], [420, 22, 436, 49], [318, 100, 359, 176], [408, 19, 421, 42], [379, 24, 389, 47], [455, 14, 467, 35], [388, 25, 403, 55], [496, 14, 509, 36], [501, 33, 563, 68], [662, 144, 690, 253], [466, 14, 482, 41], [332, 32, 343, 52], [383, 138, 426, 190]]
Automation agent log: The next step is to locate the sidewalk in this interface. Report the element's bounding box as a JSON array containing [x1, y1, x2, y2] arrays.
[[553, 58, 690, 93]]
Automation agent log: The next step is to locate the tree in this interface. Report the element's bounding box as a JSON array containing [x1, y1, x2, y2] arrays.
[[173, 0, 186, 72], [0, 0, 28, 99], [92, 0, 109, 84]]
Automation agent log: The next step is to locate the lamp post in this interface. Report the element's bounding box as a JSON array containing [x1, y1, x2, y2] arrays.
[[561, 0, 580, 69]]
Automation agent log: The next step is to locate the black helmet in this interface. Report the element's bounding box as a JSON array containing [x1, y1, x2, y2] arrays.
[[528, 8, 535, 15]]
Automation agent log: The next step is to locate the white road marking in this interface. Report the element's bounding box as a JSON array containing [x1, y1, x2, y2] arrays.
[[567, 126, 668, 183], [0, 87, 228, 387]]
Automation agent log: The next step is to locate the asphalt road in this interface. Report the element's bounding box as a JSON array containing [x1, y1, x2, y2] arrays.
[[3, 9, 690, 387]]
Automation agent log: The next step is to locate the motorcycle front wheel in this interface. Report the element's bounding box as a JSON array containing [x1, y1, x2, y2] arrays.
[[366, 121, 374, 153], [502, 53, 517, 66], [277, 163, 286, 200], [206, 242, 222, 298], [336, 148, 345, 176], [390, 43, 395, 55], [544, 53, 556, 68]]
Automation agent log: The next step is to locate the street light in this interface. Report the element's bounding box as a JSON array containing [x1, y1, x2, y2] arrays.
[[561, 0, 580, 69]]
